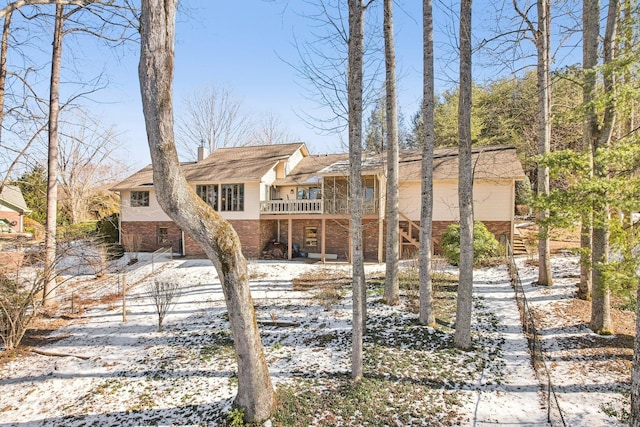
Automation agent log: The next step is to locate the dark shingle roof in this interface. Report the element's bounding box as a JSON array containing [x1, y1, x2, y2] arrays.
[[398, 145, 525, 181], [112, 143, 307, 190], [111, 143, 524, 191]]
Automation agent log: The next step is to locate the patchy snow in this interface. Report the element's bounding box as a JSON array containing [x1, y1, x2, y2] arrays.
[[0, 253, 630, 425]]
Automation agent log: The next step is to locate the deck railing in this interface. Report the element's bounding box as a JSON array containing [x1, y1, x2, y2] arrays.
[[261, 198, 378, 215], [261, 199, 323, 214]]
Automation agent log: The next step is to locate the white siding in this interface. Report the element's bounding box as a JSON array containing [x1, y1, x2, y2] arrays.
[[262, 168, 276, 185], [286, 148, 305, 174], [0, 203, 15, 213], [121, 181, 262, 222], [120, 190, 172, 222], [398, 179, 514, 222]]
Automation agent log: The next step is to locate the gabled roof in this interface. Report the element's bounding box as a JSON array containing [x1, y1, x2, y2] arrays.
[[288, 145, 524, 182], [273, 153, 349, 186], [397, 145, 525, 181], [0, 185, 31, 213], [111, 143, 524, 191], [112, 142, 308, 190]]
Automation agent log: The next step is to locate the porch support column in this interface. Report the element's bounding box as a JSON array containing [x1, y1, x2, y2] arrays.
[[348, 221, 352, 263], [287, 217, 292, 260], [321, 218, 326, 264], [378, 218, 384, 263]]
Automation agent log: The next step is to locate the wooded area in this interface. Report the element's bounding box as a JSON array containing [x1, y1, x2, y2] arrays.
[[0, 0, 639, 424]]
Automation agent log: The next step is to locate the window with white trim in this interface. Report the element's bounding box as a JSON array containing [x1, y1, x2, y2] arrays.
[[220, 183, 244, 211], [130, 191, 150, 207], [196, 184, 218, 210]]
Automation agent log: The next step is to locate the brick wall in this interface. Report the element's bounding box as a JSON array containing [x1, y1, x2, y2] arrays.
[[122, 220, 264, 259], [122, 218, 512, 261], [0, 211, 20, 232], [121, 221, 182, 253]]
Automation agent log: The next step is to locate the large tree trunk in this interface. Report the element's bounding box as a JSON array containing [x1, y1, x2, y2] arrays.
[[579, 0, 599, 301], [382, 0, 399, 306], [348, 0, 366, 382], [536, 0, 552, 286], [590, 0, 618, 335], [454, 0, 473, 350], [631, 277, 640, 425], [138, 1, 276, 422], [419, 0, 435, 327], [44, 4, 64, 307]]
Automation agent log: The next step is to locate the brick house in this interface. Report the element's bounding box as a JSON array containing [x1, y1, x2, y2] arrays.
[[111, 143, 525, 261], [0, 185, 31, 233]]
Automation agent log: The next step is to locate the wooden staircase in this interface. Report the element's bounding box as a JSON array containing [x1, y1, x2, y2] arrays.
[[399, 213, 420, 258], [511, 227, 528, 256], [397, 213, 529, 258]]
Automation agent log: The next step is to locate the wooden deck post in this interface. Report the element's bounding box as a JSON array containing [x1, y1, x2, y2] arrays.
[[288, 218, 292, 260], [321, 218, 326, 263]]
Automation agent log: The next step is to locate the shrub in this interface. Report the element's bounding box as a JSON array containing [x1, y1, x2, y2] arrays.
[[96, 213, 119, 243], [441, 222, 501, 266]]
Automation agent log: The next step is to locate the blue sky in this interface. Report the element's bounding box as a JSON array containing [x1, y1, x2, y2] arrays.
[[0, 1, 583, 176], [57, 0, 579, 170], [89, 1, 444, 168]]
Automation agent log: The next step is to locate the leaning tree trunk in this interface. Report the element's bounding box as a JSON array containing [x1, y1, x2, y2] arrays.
[[382, 0, 400, 306], [44, 4, 64, 307], [536, 0, 552, 286], [419, 0, 436, 327], [454, 0, 473, 351], [348, 0, 366, 382], [138, 1, 276, 422]]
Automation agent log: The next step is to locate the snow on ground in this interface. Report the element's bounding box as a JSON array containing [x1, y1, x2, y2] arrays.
[[0, 252, 629, 425], [518, 256, 630, 426]]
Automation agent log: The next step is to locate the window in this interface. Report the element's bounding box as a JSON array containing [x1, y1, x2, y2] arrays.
[[158, 227, 169, 244], [130, 191, 149, 207], [220, 184, 244, 211], [298, 187, 321, 200], [196, 184, 218, 210], [304, 226, 318, 247]]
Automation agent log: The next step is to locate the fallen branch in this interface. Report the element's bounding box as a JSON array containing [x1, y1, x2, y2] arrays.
[[31, 348, 91, 360], [258, 320, 300, 327]]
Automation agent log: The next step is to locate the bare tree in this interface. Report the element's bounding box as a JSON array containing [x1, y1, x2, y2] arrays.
[[291, 0, 382, 140], [535, 0, 552, 286], [348, 0, 366, 382], [381, 0, 399, 306], [579, 0, 599, 301], [43, 3, 64, 307], [148, 278, 181, 332], [454, 0, 474, 350], [175, 84, 254, 160], [250, 112, 294, 145], [138, 1, 276, 421], [0, 265, 43, 351], [419, 0, 436, 327], [57, 109, 124, 224]]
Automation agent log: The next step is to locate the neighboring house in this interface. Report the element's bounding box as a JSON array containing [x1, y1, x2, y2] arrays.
[[111, 143, 525, 261], [0, 185, 31, 233]]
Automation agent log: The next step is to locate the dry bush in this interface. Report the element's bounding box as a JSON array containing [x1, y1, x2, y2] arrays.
[[148, 278, 181, 332]]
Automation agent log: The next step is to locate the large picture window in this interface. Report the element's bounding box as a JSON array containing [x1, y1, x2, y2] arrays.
[[130, 191, 150, 207], [196, 184, 218, 210], [220, 183, 244, 211]]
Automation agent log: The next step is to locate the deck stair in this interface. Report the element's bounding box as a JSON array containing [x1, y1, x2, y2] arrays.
[[512, 228, 528, 256], [399, 213, 420, 258]]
